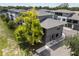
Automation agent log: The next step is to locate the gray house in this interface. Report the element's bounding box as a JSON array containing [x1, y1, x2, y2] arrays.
[[49, 9, 79, 31], [68, 13, 79, 30], [37, 9, 52, 22], [49, 10, 74, 21], [7, 9, 27, 20], [41, 18, 66, 44], [7, 9, 53, 22], [35, 18, 66, 55]]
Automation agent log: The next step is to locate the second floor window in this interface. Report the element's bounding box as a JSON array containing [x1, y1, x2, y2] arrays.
[[73, 20, 78, 24], [63, 19, 65, 21]]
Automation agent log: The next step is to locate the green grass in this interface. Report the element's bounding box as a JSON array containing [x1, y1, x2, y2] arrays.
[[0, 18, 19, 56], [0, 36, 7, 55]]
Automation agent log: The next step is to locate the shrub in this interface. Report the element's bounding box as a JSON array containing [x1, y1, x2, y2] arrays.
[[0, 14, 9, 23], [8, 20, 16, 29], [20, 49, 33, 56], [67, 35, 79, 56], [0, 36, 8, 56]]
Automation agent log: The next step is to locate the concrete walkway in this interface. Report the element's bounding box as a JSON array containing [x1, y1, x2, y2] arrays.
[[50, 44, 70, 56], [34, 42, 70, 56]]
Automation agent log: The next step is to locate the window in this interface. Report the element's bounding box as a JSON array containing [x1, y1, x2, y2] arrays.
[[52, 35, 53, 39], [50, 34, 54, 40], [56, 33, 59, 37], [73, 20, 78, 24], [55, 12, 62, 16], [63, 19, 65, 21], [67, 19, 72, 23]]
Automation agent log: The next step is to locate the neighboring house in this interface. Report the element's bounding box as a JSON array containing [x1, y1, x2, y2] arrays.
[[0, 10, 8, 16], [4, 9, 79, 31], [49, 10, 74, 21], [68, 13, 79, 30], [7, 9, 27, 20], [48, 9, 79, 31], [37, 9, 52, 22], [41, 18, 66, 44], [7, 9, 53, 22]]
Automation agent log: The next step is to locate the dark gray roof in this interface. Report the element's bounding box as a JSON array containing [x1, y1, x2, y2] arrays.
[[8, 9, 27, 13], [37, 9, 52, 16], [68, 13, 79, 20], [41, 18, 66, 29], [52, 10, 74, 14], [8, 9, 52, 16]]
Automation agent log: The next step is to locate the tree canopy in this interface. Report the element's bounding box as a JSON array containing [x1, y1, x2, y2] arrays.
[[14, 8, 44, 45]]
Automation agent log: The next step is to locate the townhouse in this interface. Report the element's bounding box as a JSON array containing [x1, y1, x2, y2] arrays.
[[48, 9, 79, 30], [41, 18, 65, 45]]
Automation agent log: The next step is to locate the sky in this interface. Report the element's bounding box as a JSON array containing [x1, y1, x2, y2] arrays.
[[0, 3, 79, 7]]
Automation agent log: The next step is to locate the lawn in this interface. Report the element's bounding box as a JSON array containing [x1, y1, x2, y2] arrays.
[[0, 36, 7, 55], [0, 18, 21, 56]]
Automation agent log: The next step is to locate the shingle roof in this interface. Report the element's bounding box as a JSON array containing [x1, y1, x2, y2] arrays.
[[41, 18, 66, 29], [68, 13, 79, 20], [48, 9, 79, 21], [8, 9, 27, 13], [52, 9, 74, 13], [37, 9, 52, 16], [8, 9, 52, 16]]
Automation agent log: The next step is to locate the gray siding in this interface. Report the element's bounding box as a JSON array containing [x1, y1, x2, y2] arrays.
[[43, 25, 63, 43]]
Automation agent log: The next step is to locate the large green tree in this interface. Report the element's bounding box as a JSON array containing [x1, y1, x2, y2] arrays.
[[14, 8, 44, 45]]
